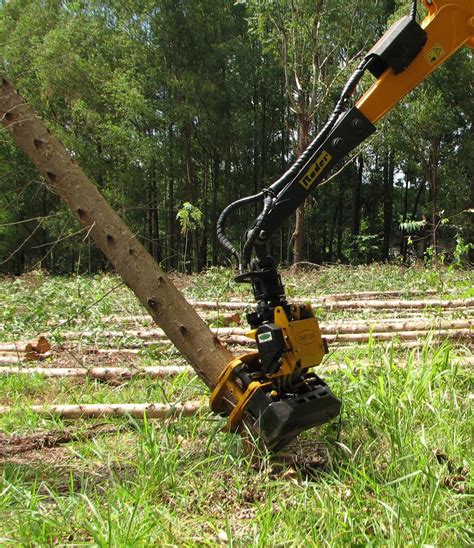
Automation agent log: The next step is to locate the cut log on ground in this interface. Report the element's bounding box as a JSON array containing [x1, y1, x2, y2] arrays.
[[0, 425, 126, 457], [0, 355, 22, 364], [0, 400, 204, 419], [41, 323, 473, 345], [307, 289, 441, 300], [95, 305, 468, 326], [325, 298, 474, 310], [188, 297, 474, 311], [0, 76, 234, 391], [0, 352, 52, 363], [1, 356, 472, 380], [0, 365, 192, 378], [326, 329, 473, 343], [219, 330, 473, 346], [322, 318, 473, 335]]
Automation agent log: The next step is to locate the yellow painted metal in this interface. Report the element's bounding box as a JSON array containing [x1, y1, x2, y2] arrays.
[[226, 379, 270, 431], [209, 352, 271, 432], [210, 302, 327, 431], [272, 305, 326, 374], [356, 0, 474, 124], [210, 352, 258, 412], [210, 303, 326, 429]]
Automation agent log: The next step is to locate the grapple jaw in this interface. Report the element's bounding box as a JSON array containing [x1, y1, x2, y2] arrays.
[[210, 353, 341, 451], [242, 374, 341, 451]]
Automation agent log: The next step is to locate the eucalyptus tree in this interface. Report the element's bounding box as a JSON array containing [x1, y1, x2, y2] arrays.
[[387, 51, 473, 255], [246, 0, 385, 264]]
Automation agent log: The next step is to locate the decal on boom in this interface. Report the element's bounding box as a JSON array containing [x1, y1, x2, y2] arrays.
[[299, 150, 332, 190]]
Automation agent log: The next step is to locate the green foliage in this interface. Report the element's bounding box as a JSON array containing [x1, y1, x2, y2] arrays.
[[0, 0, 472, 272], [399, 218, 427, 233], [176, 202, 204, 235], [453, 235, 473, 268]]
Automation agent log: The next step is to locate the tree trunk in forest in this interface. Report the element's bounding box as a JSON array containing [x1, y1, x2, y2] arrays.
[[336, 178, 344, 261], [0, 76, 234, 391], [351, 155, 363, 238], [197, 157, 209, 271], [147, 161, 161, 263], [400, 172, 410, 262], [166, 125, 176, 270], [429, 137, 440, 253], [211, 156, 220, 266], [383, 150, 394, 260], [292, 115, 310, 264], [328, 203, 337, 262], [182, 123, 200, 272], [412, 178, 424, 219]]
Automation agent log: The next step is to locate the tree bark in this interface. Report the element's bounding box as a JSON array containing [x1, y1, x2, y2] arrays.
[[166, 124, 176, 270], [292, 114, 310, 264], [383, 150, 394, 260], [429, 137, 440, 252], [0, 76, 234, 390], [211, 155, 220, 265], [0, 401, 204, 419], [0, 365, 191, 379], [351, 155, 363, 238], [336, 178, 344, 261]]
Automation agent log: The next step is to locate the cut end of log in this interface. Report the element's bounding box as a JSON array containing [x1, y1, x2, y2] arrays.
[[24, 336, 51, 361]]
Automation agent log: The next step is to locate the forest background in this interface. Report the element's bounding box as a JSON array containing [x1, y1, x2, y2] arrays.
[[0, 0, 472, 275]]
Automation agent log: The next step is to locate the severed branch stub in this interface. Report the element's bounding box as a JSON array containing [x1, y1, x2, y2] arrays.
[[0, 75, 234, 395]]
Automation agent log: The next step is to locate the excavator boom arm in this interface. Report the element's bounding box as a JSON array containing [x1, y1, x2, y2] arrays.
[[358, 0, 474, 124], [238, 0, 474, 264]]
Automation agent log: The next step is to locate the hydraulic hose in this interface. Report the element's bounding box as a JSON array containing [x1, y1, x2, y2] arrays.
[[216, 191, 265, 265], [270, 58, 370, 198], [241, 191, 275, 269], [217, 57, 371, 267]]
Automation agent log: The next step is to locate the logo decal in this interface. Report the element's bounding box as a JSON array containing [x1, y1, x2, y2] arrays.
[[425, 43, 445, 65], [299, 150, 332, 190], [296, 330, 318, 345], [258, 332, 273, 343]]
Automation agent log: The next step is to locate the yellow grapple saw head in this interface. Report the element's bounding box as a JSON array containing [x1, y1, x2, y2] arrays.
[[210, 257, 341, 451]]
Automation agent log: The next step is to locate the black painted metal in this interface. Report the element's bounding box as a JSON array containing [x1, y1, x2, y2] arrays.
[[250, 106, 375, 244]]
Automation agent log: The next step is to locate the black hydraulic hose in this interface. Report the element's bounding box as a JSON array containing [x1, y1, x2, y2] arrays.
[[267, 58, 369, 198], [216, 191, 265, 264], [411, 0, 417, 20], [217, 58, 369, 267], [241, 192, 275, 269]]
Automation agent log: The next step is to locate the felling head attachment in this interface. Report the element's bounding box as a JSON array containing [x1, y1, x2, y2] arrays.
[[210, 258, 341, 451], [209, 351, 341, 451]]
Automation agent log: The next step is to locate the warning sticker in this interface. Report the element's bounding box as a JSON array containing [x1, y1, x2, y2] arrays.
[[425, 43, 445, 65]]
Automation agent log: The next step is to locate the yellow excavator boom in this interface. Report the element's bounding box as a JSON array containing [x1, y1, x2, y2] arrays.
[[357, 0, 474, 123]]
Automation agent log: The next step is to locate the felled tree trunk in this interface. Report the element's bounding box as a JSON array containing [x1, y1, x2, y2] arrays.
[[0, 401, 204, 419], [0, 76, 233, 390]]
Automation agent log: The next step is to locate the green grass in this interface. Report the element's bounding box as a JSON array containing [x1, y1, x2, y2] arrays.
[[0, 267, 473, 545], [0, 264, 472, 341]]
